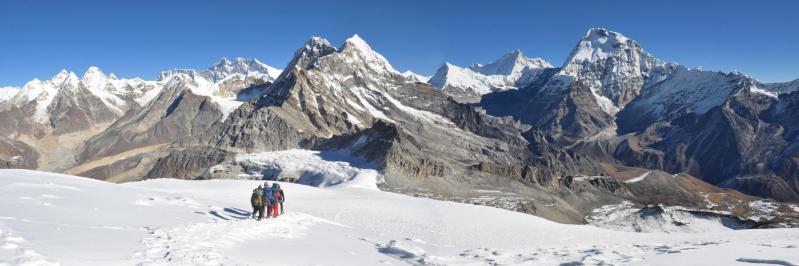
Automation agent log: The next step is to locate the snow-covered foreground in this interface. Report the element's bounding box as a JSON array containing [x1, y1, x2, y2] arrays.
[[0, 169, 798, 266]]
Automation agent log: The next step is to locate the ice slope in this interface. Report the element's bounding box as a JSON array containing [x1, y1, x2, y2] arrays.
[[233, 149, 381, 189], [1, 168, 798, 265]]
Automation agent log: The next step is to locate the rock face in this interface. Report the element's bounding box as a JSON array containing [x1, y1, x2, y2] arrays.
[[554, 28, 675, 114], [481, 28, 799, 202], [1, 30, 798, 224], [0, 136, 38, 169]]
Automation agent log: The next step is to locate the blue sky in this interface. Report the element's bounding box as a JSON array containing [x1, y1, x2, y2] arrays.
[[1, 0, 798, 87]]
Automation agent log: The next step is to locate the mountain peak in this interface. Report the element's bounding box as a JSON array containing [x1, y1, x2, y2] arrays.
[[568, 28, 637, 64], [469, 50, 552, 77], [52, 69, 70, 79], [583, 28, 629, 42], [304, 36, 335, 52], [338, 34, 398, 74], [50, 69, 79, 84], [553, 28, 672, 114], [401, 70, 430, 83], [82, 66, 106, 80], [285, 36, 338, 71], [342, 34, 371, 52]]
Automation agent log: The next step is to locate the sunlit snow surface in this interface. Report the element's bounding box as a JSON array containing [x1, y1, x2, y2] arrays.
[[0, 169, 798, 265]]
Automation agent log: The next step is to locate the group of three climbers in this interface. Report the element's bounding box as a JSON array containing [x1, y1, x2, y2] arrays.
[[250, 182, 285, 220]]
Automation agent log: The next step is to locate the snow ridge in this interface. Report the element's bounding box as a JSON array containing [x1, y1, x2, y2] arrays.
[[764, 79, 799, 95], [157, 57, 282, 82], [0, 87, 19, 103]]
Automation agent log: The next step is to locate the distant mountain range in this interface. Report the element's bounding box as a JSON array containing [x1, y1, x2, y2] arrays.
[[1, 29, 798, 225]]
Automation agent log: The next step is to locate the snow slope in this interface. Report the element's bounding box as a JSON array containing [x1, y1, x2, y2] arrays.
[[1, 168, 798, 265]]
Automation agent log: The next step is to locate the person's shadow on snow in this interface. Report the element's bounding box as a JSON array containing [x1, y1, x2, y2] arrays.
[[223, 207, 251, 220]]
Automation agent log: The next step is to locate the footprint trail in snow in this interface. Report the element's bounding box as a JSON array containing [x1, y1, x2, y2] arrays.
[[134, 212, 324, 266]]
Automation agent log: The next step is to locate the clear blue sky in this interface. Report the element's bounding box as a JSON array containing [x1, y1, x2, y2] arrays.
[[2, 0, 798, 87]]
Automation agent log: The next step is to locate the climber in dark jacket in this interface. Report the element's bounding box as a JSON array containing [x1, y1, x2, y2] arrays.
[[250, 185, 265, 220]]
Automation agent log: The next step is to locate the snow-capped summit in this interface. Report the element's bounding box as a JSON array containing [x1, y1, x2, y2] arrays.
[[544, 28, 675, 114], [567, 28, 633, 63], [8, 70, 78, 123], [49, 69, 80, 86], [304, 36, 335, 54], [401, 70, 430, 83], [428, 62, 510, 98], [83, 66, 105, 77], [81, 66, 111, 89], [429, 50, 553, 102], [285, 36, 339, 71], [469, 49, 553, 78], [338, 34, 399, 75], [341, 34, 371, 53]]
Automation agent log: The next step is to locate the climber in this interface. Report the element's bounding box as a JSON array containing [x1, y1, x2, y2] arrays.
[[250, 185, 265, 220]]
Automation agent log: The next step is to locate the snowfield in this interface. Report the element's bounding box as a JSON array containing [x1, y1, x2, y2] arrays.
[[1, 169, 798, 266]]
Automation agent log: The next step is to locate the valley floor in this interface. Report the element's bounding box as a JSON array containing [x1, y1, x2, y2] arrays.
[[0, 169, 797, 266]]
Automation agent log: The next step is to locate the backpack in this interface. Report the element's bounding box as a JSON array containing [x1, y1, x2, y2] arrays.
[[264, 188, 276, 204], [276, 189, 284, 202], [250, 190, 264, 207]]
